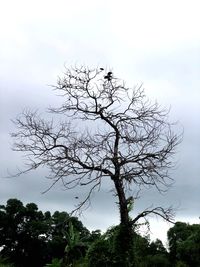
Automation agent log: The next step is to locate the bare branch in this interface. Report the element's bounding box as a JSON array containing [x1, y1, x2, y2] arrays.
[[11, 66, 182, 228], [132, 206, 175, 225]]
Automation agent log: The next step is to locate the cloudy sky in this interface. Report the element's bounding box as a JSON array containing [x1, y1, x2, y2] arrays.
[[1, 0, 200, 244]]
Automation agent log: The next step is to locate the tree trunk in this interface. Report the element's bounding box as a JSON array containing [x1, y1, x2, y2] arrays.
[[113, 178, 135, 267], [114, 179, 129, 225]]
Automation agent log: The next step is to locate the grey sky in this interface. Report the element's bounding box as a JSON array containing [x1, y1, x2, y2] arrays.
[[1, 0, 200, 243]]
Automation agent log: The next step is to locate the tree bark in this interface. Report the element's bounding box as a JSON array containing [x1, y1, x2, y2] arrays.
[[113, 178, 135, 267], [113, 178, 129, 225]]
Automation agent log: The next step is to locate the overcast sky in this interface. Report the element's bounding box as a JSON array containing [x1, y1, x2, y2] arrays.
[[1, 0, 200, 244]]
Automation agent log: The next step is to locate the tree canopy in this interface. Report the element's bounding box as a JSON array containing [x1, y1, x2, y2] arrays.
[[168, 221, 200, 267], [12, 66, 182, 266]]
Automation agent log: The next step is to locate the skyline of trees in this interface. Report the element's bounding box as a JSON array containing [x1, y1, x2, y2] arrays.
[[0, 198, 199, 267]]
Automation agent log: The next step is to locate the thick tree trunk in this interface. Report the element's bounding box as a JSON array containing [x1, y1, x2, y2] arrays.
[[114, 179, 129, 225], [113, 178, 135, 267]]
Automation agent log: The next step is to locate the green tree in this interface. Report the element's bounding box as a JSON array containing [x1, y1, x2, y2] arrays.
[[148, 239, 167, 255], [86, 226, 122, 267], [12, 66, 181, 266], [0, 199, 49, 267], [133, 235, 170, 267], [87, 238, 113, 267], [63, 222, 87, 266], [47, 211, 90, 262], [168, 222, 200, 266], [0, 199, 91, 267], [87, 229, 102, 243]]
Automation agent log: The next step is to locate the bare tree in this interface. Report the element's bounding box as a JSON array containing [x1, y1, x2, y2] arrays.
[[12, 66, 181, 265]]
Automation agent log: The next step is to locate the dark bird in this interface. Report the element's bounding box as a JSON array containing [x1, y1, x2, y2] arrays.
[[104, 71, 113, 81], [100, 67, 104, 71], [75, 196, 79, 199]]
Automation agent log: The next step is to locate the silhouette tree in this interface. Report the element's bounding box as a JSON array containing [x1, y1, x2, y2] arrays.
[[12, 66, 181, 266], [0, 199, 48, 267]]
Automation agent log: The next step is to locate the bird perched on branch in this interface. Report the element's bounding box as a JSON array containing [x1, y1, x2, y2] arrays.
[[104, 71, 112, 81]]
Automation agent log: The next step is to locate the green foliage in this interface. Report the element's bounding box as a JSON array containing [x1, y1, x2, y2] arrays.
[[138, 254, 170, 267], [85, 223, 171, 267], [87, 225, 127, 266], [87, 238, 113, 267], [2, 198, 200, 267], [112, 224, 135, 266], [168, 221, 200, 267], [0, 198, 48, 267], [63, 221, 88, 266], [87, 229, 101, 243], [134, 235, 170, 267], [0, 199, 90, 267], [148, 239, 168, 255], [87, 225, 137, 267]]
